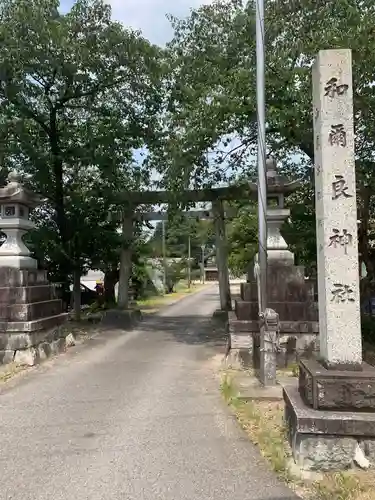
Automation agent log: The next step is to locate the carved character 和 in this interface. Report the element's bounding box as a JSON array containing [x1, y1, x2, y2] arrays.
[[324, 77, 349, 98]]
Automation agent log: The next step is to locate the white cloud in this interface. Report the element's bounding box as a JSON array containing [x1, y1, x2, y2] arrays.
[[108, 0, 213, 45], [60, 0, 213, 45]]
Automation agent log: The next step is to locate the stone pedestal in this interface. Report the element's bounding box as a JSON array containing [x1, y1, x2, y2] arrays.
[[101, 308, 142, 330], [229, 263, 319, 367], [299, 358, 375, 411], [225, 312, 253, 368], [0, 268, 68, 365], [284, 384, 375, 471]]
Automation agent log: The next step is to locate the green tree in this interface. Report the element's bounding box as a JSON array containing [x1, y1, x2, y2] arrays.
[[0, 0, 163, 301], [226, 201, 258, 276], [149, 215, 215, 263], [158, 0, 375, 276]]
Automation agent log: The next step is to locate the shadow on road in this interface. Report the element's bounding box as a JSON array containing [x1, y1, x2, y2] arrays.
[[138, 313, 227, 350]]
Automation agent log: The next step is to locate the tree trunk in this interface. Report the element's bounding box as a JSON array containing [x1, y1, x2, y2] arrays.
[[358, 186, 375, 280], [49, 108, 71, 287], [104, 268, 119, 305], [73, 267, 81, 321]]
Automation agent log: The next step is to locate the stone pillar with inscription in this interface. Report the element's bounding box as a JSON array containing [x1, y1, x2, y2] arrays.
[[284, 49, 375, 471], [314, 50, 361, 369]]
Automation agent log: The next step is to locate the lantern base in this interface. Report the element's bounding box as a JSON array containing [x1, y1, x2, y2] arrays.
[[0, 255, 37, 269]]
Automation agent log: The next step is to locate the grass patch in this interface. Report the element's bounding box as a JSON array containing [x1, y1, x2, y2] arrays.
[[137, 282, 207, 312], [220, 373, 292, 480], [0, 363, 28, 384], [220, 371, 375, 500], [312, 473, 366, 500]]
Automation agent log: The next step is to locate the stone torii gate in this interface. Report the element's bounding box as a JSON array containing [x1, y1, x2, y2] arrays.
[[110, 183, 254, 313], [140, 206, 236, 301]]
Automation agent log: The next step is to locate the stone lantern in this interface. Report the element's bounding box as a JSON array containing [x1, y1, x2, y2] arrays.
[[0, 171, 41, 269], [264, 158, 301, 264], [229, 157, 319, 372], [0, 172, 67, 367]]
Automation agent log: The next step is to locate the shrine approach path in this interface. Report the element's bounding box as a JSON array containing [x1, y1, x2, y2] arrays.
[[0, 285, 298, 500]]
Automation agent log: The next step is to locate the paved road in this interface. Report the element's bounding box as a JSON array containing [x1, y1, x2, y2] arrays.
[[0, 286, 298, 500]]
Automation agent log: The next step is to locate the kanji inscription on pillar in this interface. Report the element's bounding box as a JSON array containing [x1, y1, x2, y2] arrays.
[[331, 175, 353, 200], [328, 228, 353, 254], [313, 49, 361, 367]]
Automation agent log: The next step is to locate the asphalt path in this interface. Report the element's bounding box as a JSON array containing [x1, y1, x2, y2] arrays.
[[0, 285, 298, 500]]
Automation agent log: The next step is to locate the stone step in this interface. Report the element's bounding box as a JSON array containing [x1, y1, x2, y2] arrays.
[[0, 312, 68, 333], [233, 372, 293, 401]]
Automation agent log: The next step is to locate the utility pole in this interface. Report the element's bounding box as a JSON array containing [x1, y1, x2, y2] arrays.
[[256, 0, 277, 387], [256, 0, 267, 313], [187, 234, 191, 288]]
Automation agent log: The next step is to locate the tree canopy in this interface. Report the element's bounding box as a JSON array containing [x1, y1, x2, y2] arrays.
[[153, 0, 375, 275], [1, 0, 375, 310], [0, 0, 164, 295]]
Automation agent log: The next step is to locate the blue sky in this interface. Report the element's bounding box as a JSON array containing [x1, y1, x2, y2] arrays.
[[60, 0, 213, 45]]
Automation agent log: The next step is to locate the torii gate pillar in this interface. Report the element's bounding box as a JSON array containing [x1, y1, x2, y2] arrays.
[[212, 199, 232, 311]]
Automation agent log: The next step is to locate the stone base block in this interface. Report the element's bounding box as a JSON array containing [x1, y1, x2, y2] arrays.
[[13, 337, 67, 367], [234, 299, 318, 322], [212, 309, 229, 324], [284, 384, 375, 471], [0, 268, 48, 287], [292, 433, 357, 471], [101, 308, 142, 330], [229, 332, 253, 351], [0, 321, 69, 366], [299, 358, 375, 411], [0, 255, 37, 269], [0, 299, 63, 322], [0, 319, 68, 351], [14, 347, 39, 366], [228, 313, 319, 336], [0, 350, 16, 364], [0, 284, 57, 304], [245, 264, 316, 301], [360, 439, 375, 461], [225, 349, 252, 369], [0, 313, 68, 333], [240, 282, 252, 302]]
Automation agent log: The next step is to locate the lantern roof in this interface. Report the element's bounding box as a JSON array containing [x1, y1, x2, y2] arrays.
[[0, 171, 41, 208], [248, 157, 302, 196]]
